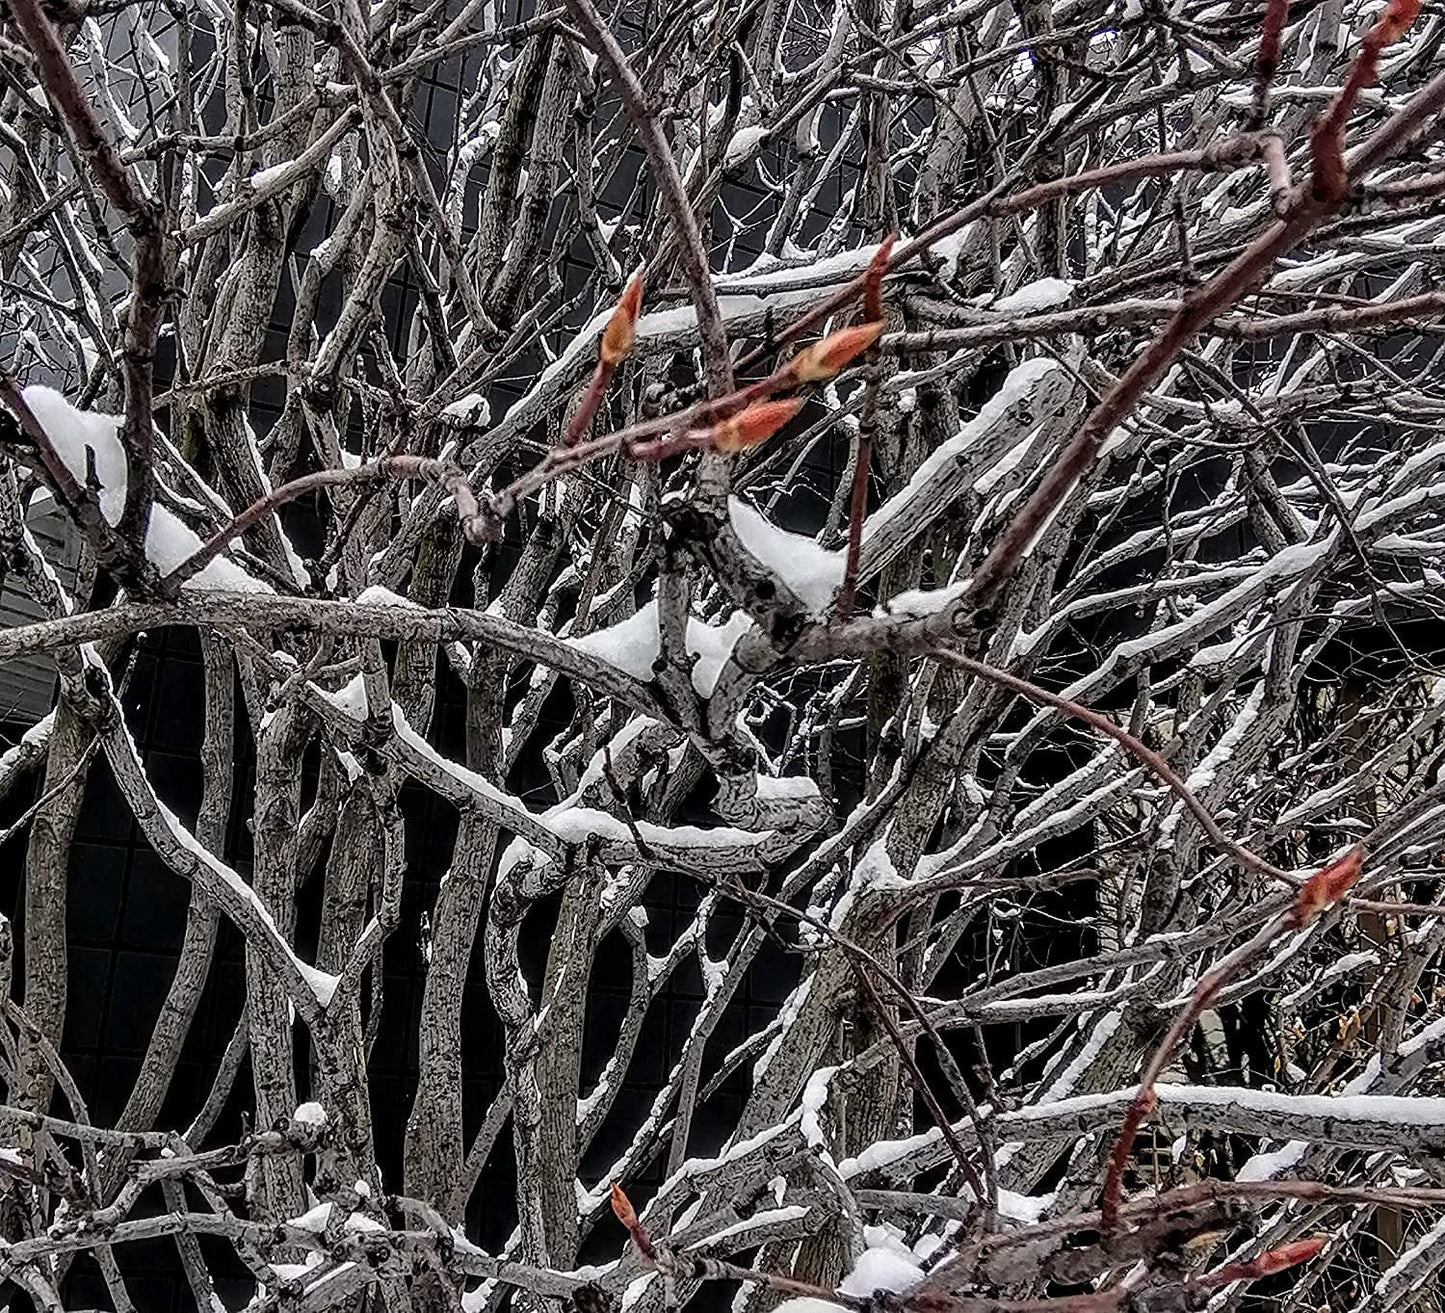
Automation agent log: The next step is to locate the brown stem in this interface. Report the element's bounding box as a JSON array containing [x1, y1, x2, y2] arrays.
[[169, 456, 490, 588], [931, 650, 1293, 886], [1249, 0, 1291, 130]]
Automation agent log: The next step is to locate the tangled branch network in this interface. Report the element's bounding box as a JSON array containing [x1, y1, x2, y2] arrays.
[[4, 0, 1445, 1309]]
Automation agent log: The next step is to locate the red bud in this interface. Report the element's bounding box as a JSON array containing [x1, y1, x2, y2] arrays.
[[1256, 1237, 1327, 1275], [1376, 0, 1421, 43], [711, 399, 802, 453], [600, 273, 644, 367], [791, 322, 884, 383], [1293, 846, 1365, 926], [610, 1182, 637, 1229], [1205, 1235, 1327, 1286]]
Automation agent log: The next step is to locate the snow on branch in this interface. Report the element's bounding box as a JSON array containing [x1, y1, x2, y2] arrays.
[[4, 1, 1445, 1310]]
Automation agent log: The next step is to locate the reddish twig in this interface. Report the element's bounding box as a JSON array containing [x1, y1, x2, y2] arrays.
[[736, 137, 1273, 378], [169, 456, 495, 587], [953, 47, 1445, 626], [852, 962, 991, 1213], [836, 239, 892, 620], [1249, 0, 1292, 130], [564, 273, 644, 446], [931, 651, 1294, 887], [1100, 847, 1366, 1232], [1309, 0, 1421, 202]]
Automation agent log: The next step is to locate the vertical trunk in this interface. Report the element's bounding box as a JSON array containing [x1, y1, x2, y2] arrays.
[[246, 702, 308, 1220]]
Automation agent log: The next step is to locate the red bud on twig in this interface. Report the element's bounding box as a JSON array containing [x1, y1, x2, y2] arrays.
[[791, 322, 884, 383], [1376, 0, 1422, 43], [1292, 845, 1366, 926], [710, 399, 802, 453], [564, 274, 645, 445], [610, 1182, 656, 1260], [1201, 1235, 1327, 1286], [609, 1180, 638, 1229], [601, 272, 644, 367]]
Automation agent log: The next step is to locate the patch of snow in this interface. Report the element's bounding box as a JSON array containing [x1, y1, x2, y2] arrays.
[[323, 673, 370, 721], [728, 498, 843, 611], [293, 1102, 328, 1128], [839, 1245, 924, 1296], [754, 774, 822, 802], [567, 600, 753, 696], [289, 1202, 333, 1232], [1037, 1010, 1123, 1103], [621, 1273, 658, 1311], [151, 796, 340, 1008], [22, 386, 270, 593], [997, 1189, 1055, 1223], [876, 578, 969, 619], [801, 1066, 836, 1149], [356, 584, 420, 608], [688, 610, 754, 696], [990, 278, 1074, 314], [929, 223, 973, 280], [685, 1205, 807, 1249], [443, 392, 491, 424], [725, 125, 769, 168], [249, 161, 293, 190]]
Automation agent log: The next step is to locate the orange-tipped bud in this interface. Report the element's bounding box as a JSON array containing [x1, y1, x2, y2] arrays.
[[600, 273, 644, 367], [1294, 845, 1366, 926], [1207, 1235, 1326, 1286], [1375, 0, 1420, 43], [1255, 1237, 1327, 1276], [610, 1182, 637, 1230], [791, 322, 884, 383], [864, 234, 895, 322], [711, 399, 801, 453]]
